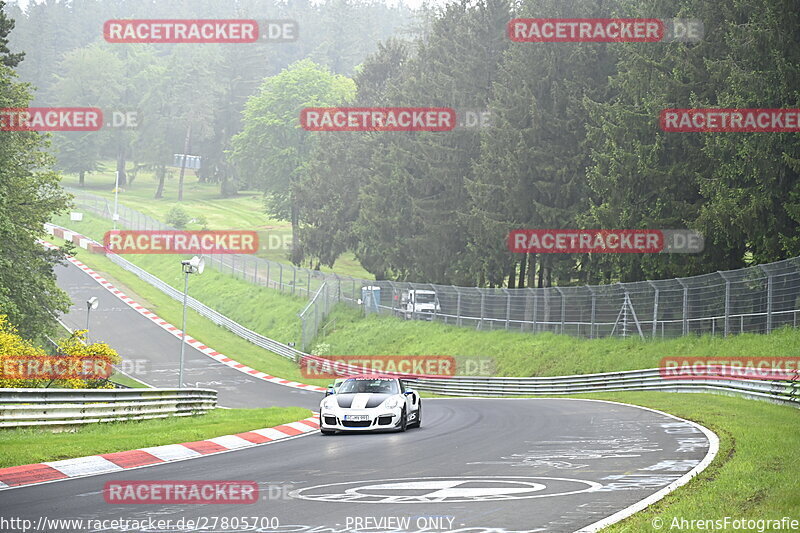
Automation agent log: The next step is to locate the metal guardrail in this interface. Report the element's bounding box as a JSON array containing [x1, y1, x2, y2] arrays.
[[0, 388, 217, 428], [405, 368, 800, 407]]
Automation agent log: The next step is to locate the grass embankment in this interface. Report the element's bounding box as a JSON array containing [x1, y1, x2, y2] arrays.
[[318, 308, 800, 376], [63, 169, 373, 278], [0, 406, 311, 468], [564, 392, 800, 532]]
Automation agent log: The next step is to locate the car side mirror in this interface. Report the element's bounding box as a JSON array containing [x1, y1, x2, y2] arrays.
[[325, 385, 335, 397], [404, 390, 414, 395]]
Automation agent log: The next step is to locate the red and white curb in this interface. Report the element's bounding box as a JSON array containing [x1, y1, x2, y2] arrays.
[[42, 228, 326, 394], [0, 414, 320, 490]]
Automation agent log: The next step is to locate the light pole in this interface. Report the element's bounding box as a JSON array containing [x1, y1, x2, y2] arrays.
[[85, 296, 99, 342], [179, 256, 205, 388], [113, 170, 120, 230]]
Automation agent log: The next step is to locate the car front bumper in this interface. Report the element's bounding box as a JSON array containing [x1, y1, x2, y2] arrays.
[[319, 409, 403, 432]]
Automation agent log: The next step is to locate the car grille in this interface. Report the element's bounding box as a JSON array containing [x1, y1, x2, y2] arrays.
[[342, 420, 372, 428], [377, 415, 393, 426], [323, 416, 337, 425]]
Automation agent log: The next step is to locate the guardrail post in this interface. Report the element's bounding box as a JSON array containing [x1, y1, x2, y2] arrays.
[[587, 286, 596, 339], [677, 278, 689, 335]]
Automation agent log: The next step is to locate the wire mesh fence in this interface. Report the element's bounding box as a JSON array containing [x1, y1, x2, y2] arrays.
[[69, 190, 800, 348]]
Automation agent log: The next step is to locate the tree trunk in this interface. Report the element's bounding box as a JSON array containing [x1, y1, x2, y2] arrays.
[[526, 253, 537, 288], [154, 165, 166, 199], [177, 122, 192, 202], [518, 254, 527, 288], [115, 146, 127, 188], [290, 197, 302, 265], [78, 170, 85, 187], [507, 261, 516, 289]]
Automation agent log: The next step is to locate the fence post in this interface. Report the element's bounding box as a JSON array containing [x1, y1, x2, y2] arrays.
[[292, 267, 297, 296], [479, 289, 485, 330], [648, 281, 659, 339], [266, 261, 271, 288], [532, 290, 538, 333], [307, 271, 311, 296], [455, 286, 462, 326], [503, 288, 510, 330], [677, 278, 689, 335], [232, 255, 236, 277], [717, 271, 730, 337], [279, 264, 283, 292], [587, 286, 596, 339], [759, 266, 773, 333], [555, 287, 565, 334]]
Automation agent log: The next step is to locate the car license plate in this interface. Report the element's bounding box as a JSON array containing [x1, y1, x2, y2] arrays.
[[344, 415, 369, 421]]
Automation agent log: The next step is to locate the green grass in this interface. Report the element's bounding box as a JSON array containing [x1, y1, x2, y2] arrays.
[[562, 392, 800, 532], [0, 406, 311, 468], [63, 168, 373, 278], [314, 306, 800, 377], [110, 371, 150, 388]]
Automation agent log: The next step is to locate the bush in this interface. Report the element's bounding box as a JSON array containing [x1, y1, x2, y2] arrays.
[[165, 205, 190, 229], [0, 316, 120, 388], [192, 214, 209, 230]]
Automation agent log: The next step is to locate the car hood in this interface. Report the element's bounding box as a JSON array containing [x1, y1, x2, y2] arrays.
[[335, 393, 393, 409]]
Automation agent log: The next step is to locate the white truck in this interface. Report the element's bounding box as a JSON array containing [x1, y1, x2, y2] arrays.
[[398, 289, 441, 320]]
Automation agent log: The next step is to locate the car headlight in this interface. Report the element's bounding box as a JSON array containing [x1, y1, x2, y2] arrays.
[[321, 397, 336, 410], [383, 397, 400, 409]]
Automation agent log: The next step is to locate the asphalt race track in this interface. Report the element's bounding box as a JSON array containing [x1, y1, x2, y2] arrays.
[[54, 259, 319, 410], [14, 258, 715, 532]]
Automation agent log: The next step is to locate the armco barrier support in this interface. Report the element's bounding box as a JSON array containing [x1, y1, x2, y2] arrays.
[[0, 388, 217, 428]]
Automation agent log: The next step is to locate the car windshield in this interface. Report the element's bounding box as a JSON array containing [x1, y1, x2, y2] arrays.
[[339, 379, 399, 395], [415, 293, 436, 303]]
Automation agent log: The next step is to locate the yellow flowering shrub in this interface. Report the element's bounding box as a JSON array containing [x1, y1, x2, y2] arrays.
[[0, 315, 121, 389]]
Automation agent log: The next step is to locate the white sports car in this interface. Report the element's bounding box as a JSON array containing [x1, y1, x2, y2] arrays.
[[319, 375, 422, 434]]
